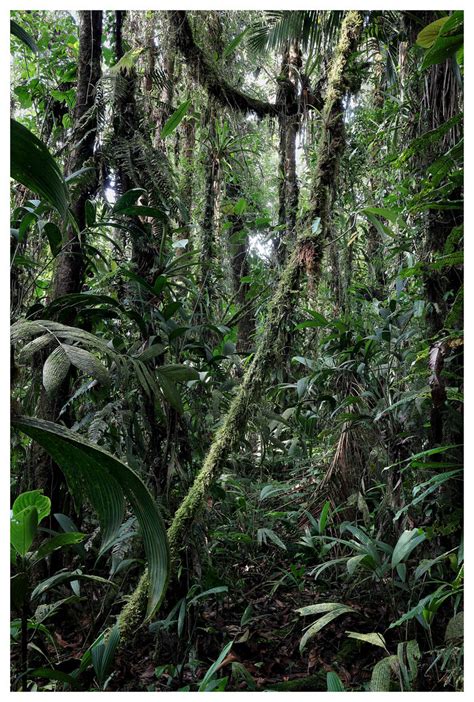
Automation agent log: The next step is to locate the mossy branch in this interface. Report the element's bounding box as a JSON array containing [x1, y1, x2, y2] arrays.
[[168, 11, 278, 117], [117, 10, 363, 644]]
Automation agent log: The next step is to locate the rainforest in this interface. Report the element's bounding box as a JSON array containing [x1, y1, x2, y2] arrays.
[[10, 8, 463, 692]]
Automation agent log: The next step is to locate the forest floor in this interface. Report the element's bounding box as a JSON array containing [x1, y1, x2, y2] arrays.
[[109, 561, 433, 692], [12, 531, 449, 692]]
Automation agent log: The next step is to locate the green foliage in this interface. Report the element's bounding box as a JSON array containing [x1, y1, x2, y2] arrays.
[[9, 7, 463, 692], [10, 119, 70, 218], [160, 100, 191, 139], [296, 603, 357, 652], [417, 12, 464, 70], [13, 416, 170, 619], [326, 671, 345, 691], [11, 19, 38, 53], [197, 641, 233, 691]]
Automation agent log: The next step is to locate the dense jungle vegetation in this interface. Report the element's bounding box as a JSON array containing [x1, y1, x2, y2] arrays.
[[10, 9, 464, 692]]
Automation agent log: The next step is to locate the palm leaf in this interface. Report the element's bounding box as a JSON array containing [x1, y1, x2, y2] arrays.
[[247, 11, 344, 55], [10, 19, 38, 53], [11, 119, 70, 218], [12, 416, 170, 619]]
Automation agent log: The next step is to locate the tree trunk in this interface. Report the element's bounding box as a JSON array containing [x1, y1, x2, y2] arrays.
[[226, 180, 254, 353], [52, 10, 103, 302], [30, 11, 103, 502], [276, 42, 301, 265]]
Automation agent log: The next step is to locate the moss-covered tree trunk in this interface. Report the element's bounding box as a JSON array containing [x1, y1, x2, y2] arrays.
[[179, 76, 196, 239], [276, 42, 301, 265], [117, 10, 363, 642], [199, 12, 225, 297]]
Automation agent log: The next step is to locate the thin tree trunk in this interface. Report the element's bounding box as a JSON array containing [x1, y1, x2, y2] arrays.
[[199, 12, 225, 297], [226, 180, 254, 353], [30, 11, 103, 502], [276, 42, 301, 265], [52, 11, 103, 302]]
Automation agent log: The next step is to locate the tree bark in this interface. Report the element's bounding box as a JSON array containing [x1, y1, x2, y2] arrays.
[[52, 11, 103, 302], [226, 180, 254, 353], [276, 42, 301, 264]]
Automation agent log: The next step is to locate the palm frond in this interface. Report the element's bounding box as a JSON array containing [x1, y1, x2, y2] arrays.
[[247, 11, 345, 56]]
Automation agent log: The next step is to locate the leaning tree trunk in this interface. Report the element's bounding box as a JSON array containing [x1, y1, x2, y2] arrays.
[[117, 10, 363, 643], [29, 11, 103, 502]]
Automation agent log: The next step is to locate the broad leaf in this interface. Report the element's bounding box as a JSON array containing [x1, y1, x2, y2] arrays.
[[11, 19, 38, 53], [346, 631, 386, 649], [63, 344, 109, 386], [327, 671, 345, 691], [198, 641, 233, 691], [11, 119, 70, 218], [43, 346, 70, 395], [43, 222, 62, 257], [416, 16, 449, 49], [12, 489, 51, 524], [11, 505, 38, 556], [13, 416, 170, 618], [34, 532, 86, 563], [391, 529, 426, 569], [113, 188, 146, 213], [371, 655, 399, 692], [161, 100, 191, 139], [91, 624, 120, 687], [299, 605, 356, 652]]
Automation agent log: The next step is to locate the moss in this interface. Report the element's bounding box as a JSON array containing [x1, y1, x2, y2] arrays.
[[266, 673, 326, 691]]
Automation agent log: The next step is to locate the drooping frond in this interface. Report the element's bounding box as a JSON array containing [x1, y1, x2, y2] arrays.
[[247, 11, 345, 55]]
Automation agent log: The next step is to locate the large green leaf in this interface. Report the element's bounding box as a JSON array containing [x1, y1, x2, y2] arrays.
[[31, 569, 114, 600], [297, 604, 356, 652], [13, 416, 170, 618], [63, 344, 109, 387], [12, 489, 51, 524], [160, 100, 191, 139], [10, 19, 38, 53], [11, 505, 38, 557], [11, 119, 70, 218], [416, 16, 449, 48], [391, 529, 426, 569], [371, 655, 399, 692], [198, 641, 233, 691], [346, 631, 387, 649], [422, 34, 463, 70], [91, 623, 120, 687], [157, 364, 199, 382], [34, 532, 86, 563], [326, 671, 345, 691], [43, 346, 70, 395]]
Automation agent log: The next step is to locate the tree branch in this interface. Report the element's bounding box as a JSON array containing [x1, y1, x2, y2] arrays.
[[168, 11, 279, 117]]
